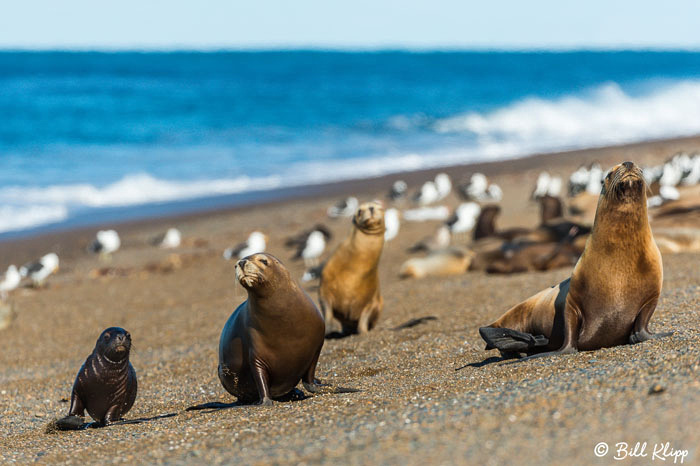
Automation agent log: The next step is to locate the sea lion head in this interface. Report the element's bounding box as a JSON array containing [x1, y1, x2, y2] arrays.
[[235, 253, 287, 291], [601, 161, 647, 206], [95, 327, 131, 363], [352, 201, 385, 235]]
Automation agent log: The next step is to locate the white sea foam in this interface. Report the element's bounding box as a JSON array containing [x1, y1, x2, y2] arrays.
[[0, 174, 282, 234], [3, 80, 700, 234], [433, 81, 700, 150]]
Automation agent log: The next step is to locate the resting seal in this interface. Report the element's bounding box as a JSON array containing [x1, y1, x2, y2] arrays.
[[218, 253, 328, 405], [480, 162, 670, 359], [56, 327, 137, 429], [319, 201, 385, 335]]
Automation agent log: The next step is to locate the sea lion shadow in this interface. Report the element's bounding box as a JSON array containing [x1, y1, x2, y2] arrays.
[[186, 388, 310, 413], [47, 412, 178, 433], [455, 356, 506, 370], [324, 331, 348, 340]]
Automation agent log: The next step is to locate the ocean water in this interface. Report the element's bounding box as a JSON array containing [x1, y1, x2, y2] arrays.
[[2, 50, 700, 234]]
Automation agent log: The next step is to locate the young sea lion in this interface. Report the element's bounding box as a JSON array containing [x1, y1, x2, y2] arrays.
[[217, 253, 328, 405], [319, 201, 385, 335], [480, 162, 670, 360], [56, 327, 137, 429]]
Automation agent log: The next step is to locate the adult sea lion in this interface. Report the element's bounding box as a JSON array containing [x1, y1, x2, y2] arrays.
[[217, 253, 330, 405], [320, 201, 385, 335], [399, 247, 474, 279], [480, 162, 671, 359], [56, 327, 137, 429]]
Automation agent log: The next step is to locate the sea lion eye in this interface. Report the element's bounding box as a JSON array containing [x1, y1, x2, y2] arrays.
[[260, 258, 269, 266], [103, 333, 111, 340], [125, 332, 131, 339]]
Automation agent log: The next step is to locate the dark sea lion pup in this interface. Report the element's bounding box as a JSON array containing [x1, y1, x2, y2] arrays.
[[55, 327, 137, 430], [480, 162, 671, 360], [210, 253, 356, 407]]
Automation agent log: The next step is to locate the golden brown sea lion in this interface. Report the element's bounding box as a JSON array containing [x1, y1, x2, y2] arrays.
[[399, 247, 474, 279], [480, 162, 670, 360], [319, 201, 385, 335]]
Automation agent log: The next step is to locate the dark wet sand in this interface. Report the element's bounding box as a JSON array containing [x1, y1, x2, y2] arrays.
[[0, 137, 698, 465]]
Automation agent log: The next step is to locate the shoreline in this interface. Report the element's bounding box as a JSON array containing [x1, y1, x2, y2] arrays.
[[2, 134, 699, 249]]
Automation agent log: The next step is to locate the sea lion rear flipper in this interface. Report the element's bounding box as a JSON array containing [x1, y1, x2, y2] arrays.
[[479, 327, 549, 353], [53, 415, 86, 431]]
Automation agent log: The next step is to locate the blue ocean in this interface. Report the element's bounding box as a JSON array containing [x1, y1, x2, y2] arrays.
[[2, 50, 700, 234]]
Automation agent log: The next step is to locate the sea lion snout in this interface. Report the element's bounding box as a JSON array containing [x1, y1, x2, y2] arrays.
[[236, 253, 274, 288], [97, 327, 132, 362], [353, 201, 385, 233], [604, 161, 645, 201]]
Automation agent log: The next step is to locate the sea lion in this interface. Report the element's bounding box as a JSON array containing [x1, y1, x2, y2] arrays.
[[319, 201, 385, 335], [539, 195, 563, 223], [480, 162, 670, 360], [485, 230, 582, 275], [56, 327, 137, 429], [472, 205, 531, 241], [217, 253, 327, 405], [399, 247, 474, 279]]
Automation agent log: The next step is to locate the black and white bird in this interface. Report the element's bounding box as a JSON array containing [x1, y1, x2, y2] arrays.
[[0, 265, 21, 299], [413, 181, 440, 206], [648, 185, 681, 208], [151, 228, 182, 249], [223, 231, 267, 260], [446, 202, 481, 239], [402, 205, 450, 222], [568, 163, 603, 196], [287, 225, 332, 267], [88, 230, 121, 261], [327, 197, 359, 218], [301, 263, 325, 283], [20, 253, 59, 287], [434, 173, 452, 200], [384, 208, 400, 242], [532, 172, 563, 199], [585, 163, 604, 194], [388, 180, 408, 201], [459, 173, 502, 201], [407, 225, 451, 253]]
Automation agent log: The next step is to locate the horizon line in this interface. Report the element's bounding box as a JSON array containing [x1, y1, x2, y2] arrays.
[[2, 44, 700, 53]]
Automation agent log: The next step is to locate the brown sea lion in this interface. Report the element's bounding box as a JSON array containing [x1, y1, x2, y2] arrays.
[[539, 195, 564, 224], [480, 162, 670, 360], [319, 201, 385, 335], [56, 327, 137, 430], [217, 253, 328, 405]]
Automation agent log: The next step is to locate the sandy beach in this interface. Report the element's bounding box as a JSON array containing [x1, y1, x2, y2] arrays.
[[0, 137, 698, 465]]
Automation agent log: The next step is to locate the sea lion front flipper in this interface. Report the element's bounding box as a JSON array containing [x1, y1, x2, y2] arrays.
[[479, 327, 549, 353], [251, 359, 274, 406], [628, 298, 672, 344], [629, 330, 674, 344]]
